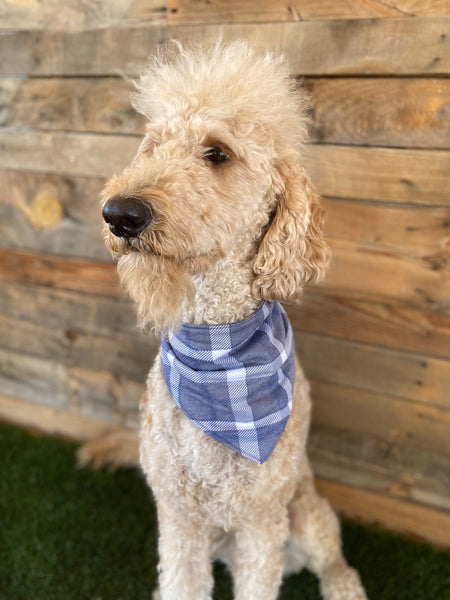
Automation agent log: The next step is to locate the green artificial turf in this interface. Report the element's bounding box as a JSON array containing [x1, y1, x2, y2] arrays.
[[1, 422, 449, 599]]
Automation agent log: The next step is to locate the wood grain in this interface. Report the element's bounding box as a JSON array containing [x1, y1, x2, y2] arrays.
[[0, 0, 168, 31], [315, 478, 450, 548], [0, 171, 108, 260], [0, 248, 120, 298], [1, 17, 448, 76], [288, 294, 450, 359], [168, 0, 450, 24], [3, 76, 449, 150], [296, 332, 450, 407], [304, 145, 450, 205], [1, 130, 448, 205], [311, 380, 450, 456], [324, 198, 450, 258], [306, 78, 450, 149], [324, 237, 450, 313], [310, 424, 450, 511]]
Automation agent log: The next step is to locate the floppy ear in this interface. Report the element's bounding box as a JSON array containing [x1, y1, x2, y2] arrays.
[[252, 153, 331, 302]]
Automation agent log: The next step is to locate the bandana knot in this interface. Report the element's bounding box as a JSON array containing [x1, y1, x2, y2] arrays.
[[160, 301, 295, 463]]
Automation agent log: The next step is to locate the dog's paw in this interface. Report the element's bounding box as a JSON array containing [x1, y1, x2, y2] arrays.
[[77, 429, 139, 470], [320, 563, 368, 600]]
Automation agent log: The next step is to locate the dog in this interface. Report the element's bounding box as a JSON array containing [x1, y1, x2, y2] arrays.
[[90, 40, 367, 600]]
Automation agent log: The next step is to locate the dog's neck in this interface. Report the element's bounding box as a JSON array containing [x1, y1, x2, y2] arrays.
[[180, 239, 261, 326]]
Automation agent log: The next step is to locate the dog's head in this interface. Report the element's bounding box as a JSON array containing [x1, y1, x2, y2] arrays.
[[101, 41, 330, 330]]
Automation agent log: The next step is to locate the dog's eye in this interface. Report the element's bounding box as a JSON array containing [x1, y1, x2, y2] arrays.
[[204, 146, 229, 163]]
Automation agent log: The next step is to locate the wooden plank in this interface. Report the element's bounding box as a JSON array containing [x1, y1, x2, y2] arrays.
[[324, 199, 450, 258], [0, 77, 145, 135], [0, 394, 134, 441], [0, 348, 68, 409], [306, 78, 450, 149], [310, 380, 450, 456], [3, 76, 449, 151], [0, 171, 109, 260], [288, 294, 450, 359], [296, 332, 450, 407], [0, 0, 168, 31], [168, 0, 450, 25], [0, 281, 140, 338], [0, 248, 121, 298], [323, 237, 450, 313], [304, 145, 450, 205], [316, 478, 450, 549], [0, 313, 157, 383], [1, 130, 448, 205], [1, 18, 448, 76], [0, 130, 139, 178], [310, 425, 450, 512]]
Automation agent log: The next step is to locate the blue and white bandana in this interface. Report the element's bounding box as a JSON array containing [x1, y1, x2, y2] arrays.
[[160, 301, 295, 464]]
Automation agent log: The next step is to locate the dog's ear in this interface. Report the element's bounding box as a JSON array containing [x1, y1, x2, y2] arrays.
[[252, 152, 330, 302]]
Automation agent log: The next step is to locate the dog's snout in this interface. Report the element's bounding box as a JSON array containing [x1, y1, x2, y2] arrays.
[[102, 196, 153, 238]]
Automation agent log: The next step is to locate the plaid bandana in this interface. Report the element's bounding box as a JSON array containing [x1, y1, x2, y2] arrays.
[[160, 301, 295, 464]]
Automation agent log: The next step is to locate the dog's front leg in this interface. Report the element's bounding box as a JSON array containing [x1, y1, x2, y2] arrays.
[[232, 512, 289, 600], [156, 501, 214, 600]]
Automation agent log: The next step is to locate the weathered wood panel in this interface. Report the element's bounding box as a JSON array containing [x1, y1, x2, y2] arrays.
[[0, 351, 143, 426], [0, 0, 167, 31], [0, 313, 157, 382], [296, 332, 450, 408], [0, 77, 144, 135], [324, 237, 449, 313], [0, 281, 138, 338], [3, 76, 449, 150], [0, 171, 108, 260], [0, 248, 120, 298], [2, 0, 448, 31], [324, 199, 449, 258], [311, 380, 450, 456], [289, 294, 450, 360], [1, 18, 448, 76], [306, 78, 450, 149], [315, 478, 450, 548], [1, 131, 448, 205], [304, 145, 450, 205], [168, 0, 450, 24], [310, 424, 450, 511]]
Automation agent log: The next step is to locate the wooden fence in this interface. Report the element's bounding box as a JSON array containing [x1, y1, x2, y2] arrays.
[[0, 1, 449, 546]]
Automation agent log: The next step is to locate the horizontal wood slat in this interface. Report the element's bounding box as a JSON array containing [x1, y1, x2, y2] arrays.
[[289, 294, 450, 360], [1, 18, 448, 76], [304, 145, 450, 205], [306, 78, 450, 149], [2, 0, 448, 31], [1, 130, 448, 204], [168, 0, 450, 25], [295, 332, 450, 408], [315, 478, 450, 548], [310, 424, 450, 512], [0, 248, 120, 298], [311, 380, 450, 457], [3, 76, 449, 150], [0, 0, 167, 31]]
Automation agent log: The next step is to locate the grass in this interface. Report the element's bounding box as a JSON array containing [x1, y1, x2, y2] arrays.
[[0, 422, 449, 599]]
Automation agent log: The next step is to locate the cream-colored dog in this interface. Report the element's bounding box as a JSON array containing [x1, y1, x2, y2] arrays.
[[89, 41, 367, 600]]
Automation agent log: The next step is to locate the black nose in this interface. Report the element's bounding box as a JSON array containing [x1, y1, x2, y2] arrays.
[[102, 196, 153, 238]]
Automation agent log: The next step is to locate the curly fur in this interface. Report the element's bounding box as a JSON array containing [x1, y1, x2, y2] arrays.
[[94, 40, 366, 600]]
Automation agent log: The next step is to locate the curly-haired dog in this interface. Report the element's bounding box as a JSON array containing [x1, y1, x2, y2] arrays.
[[96, 41, 367, 600]]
